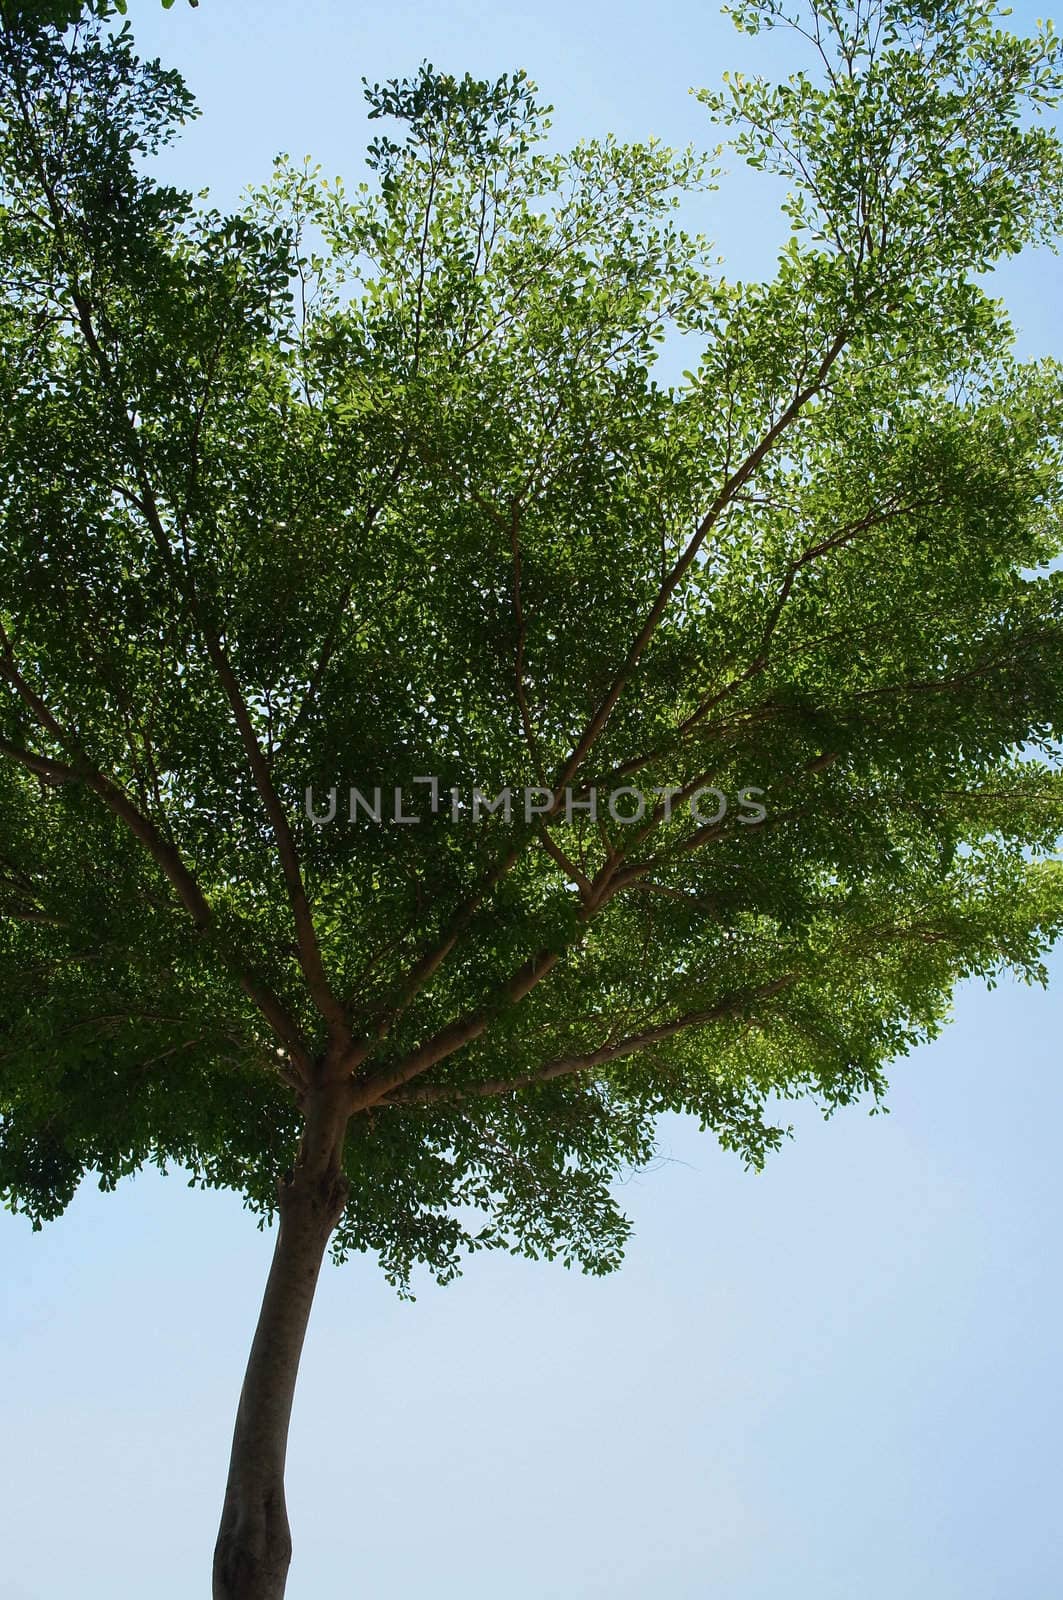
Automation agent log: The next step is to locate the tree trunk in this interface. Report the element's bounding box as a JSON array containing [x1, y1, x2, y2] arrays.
[[212, 1089, 350, 1600]]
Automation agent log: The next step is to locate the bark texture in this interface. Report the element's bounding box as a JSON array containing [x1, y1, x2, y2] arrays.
[[212, 1092, 349, 1600]]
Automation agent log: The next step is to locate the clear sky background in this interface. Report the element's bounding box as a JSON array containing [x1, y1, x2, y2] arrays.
[[2, 2, 1062, 1596]]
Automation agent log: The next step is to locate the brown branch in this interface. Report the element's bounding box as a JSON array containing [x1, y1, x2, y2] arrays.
[[0, 735, 74, 786], [375, 334, 852, 1028], [275, 445, 413, 762], [552, 329, 850, 792], [510, 501, 543, 781], [98, 381, 346, 1049], [85, 383, 347, 1046], [579, 491, 936, 801], [195, 631, 352, 1051], [0, 632, 313, 1075], [380, 974, 798, 1106], [626, 882, 725, 915], [674, 492, 936, 742], [538, 825, 593, 897], [355, 843, 656, 1107], [4, 86, 349, 1058], [353, 943, 566, 1108], [364, 840, 526, 1038]]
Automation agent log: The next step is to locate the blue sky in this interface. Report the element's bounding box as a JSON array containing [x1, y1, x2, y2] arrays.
[[2, 2, 1062, 1596]]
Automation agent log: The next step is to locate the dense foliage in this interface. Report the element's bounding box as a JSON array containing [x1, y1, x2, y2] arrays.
[[2, 0, 1063, 1292]]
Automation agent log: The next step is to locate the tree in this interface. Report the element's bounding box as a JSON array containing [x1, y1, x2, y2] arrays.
[[2, 0, 1062, 1593], [2, 0, 195, 31]]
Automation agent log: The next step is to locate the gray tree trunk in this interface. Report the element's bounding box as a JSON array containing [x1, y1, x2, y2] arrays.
[[212, 1090, 349, 1600]]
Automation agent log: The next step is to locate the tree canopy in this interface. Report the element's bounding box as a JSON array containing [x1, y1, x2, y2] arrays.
[[2, 0, 1063, 1301]]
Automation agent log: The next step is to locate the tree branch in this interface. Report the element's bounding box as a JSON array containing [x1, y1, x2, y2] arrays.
[[552, 329, 851, 791], [353, 943, 566, 1107], [4, 80, 350, 1057], [0, 630, 313, 1075], [379, 975, 797, 1106]]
